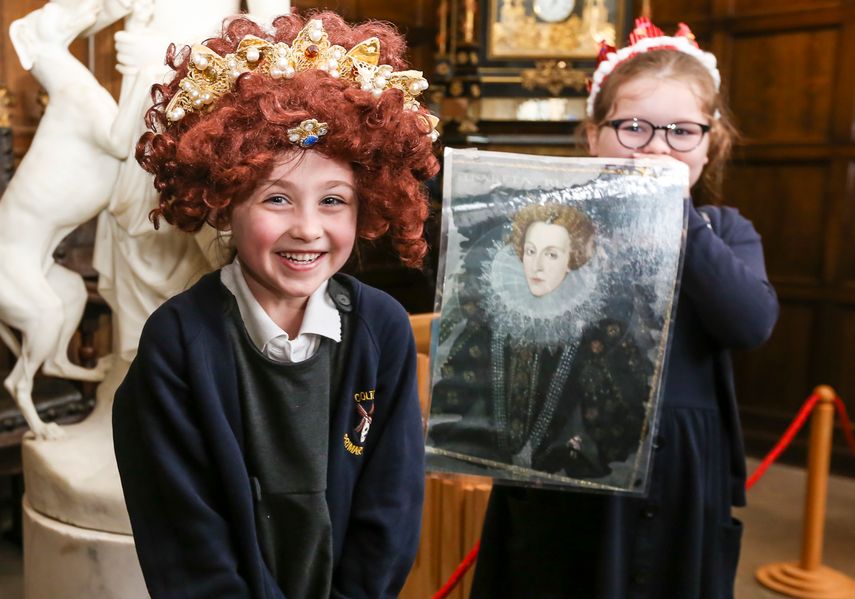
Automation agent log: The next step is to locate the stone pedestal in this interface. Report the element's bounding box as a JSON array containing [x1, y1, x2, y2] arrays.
[[22, 362, 131, 535], [23, 497, 147, 599], [21, 360, 148, 598]]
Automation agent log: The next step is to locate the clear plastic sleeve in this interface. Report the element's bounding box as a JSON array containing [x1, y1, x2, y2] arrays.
[[426, 148, 688, 495]]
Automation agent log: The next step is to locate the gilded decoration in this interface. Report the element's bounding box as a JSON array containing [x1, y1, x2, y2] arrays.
[[489, 0, 618, 59], [521, 60, 588, 96]]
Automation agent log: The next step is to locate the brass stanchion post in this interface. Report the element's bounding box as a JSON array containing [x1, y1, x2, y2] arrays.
[[755, 385, 855, 598]]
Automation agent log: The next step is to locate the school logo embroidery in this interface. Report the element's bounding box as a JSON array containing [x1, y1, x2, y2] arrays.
[[344, 389, 376, 456]]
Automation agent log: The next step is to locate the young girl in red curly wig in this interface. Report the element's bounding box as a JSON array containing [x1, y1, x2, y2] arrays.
[[112, 12, 439, 599]]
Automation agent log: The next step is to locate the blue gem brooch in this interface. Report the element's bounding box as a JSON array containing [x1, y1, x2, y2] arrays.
[[287, 118, 328, 147]]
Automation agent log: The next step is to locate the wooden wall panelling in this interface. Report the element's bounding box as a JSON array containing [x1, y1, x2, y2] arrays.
[[725, 161, 828, 285], [733, 302, 818, 417], [820, 7, 855, 467], [646, 0, 712, 28], [842, 162, 855, 288], [703, 0, 855, 474], [731, 0, 842, 20], [837, 306, 855, 405], [728, 28, 837, 145]]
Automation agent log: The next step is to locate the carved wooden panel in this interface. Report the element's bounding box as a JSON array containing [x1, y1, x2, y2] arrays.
[[729, 28, 838, 144], [725, 162, 827, 284]]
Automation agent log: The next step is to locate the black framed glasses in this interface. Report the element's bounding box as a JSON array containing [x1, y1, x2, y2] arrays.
[[605, 118, 711, 152]]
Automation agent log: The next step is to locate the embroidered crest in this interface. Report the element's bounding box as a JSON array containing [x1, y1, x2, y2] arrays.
[[344, 388, 376, 455]]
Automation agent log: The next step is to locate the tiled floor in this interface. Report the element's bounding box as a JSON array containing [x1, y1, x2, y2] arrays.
[[1, 457, 853, 598]]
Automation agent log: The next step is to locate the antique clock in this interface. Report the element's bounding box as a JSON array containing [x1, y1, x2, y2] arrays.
[[533, 0, 576, 23], [432, 0, 630, 147]]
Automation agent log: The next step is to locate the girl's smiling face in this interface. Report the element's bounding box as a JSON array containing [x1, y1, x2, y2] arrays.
[[229, 150, 358, 316], [587, 75, 711, 188]]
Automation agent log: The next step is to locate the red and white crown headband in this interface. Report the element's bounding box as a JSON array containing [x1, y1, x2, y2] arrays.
[[586, 17, 721, 119]]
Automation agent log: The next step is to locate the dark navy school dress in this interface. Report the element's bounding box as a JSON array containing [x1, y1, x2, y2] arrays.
[[469, 204, 779, 599]]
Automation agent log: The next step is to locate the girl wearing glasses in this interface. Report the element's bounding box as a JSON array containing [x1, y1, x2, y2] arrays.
[[470, 18, 779, 599]]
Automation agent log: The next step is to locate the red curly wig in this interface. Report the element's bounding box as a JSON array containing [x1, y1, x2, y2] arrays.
[[136, 11, 440, 267]]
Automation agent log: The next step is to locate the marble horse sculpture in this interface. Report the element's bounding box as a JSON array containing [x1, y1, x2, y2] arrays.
[[0, 0, 121, 439]]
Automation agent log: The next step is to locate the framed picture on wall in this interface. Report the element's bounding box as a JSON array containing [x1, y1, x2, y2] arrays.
[[488, 0, 627, 60]]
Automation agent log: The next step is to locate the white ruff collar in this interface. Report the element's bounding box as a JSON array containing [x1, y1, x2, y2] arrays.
[[479, 242, 605, 348]]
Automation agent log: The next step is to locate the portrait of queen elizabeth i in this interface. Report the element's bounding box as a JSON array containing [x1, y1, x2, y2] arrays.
[[426, 150, 686, 493]]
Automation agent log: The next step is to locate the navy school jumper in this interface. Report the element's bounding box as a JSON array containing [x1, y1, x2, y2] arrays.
[[113, 272, 425, 599]]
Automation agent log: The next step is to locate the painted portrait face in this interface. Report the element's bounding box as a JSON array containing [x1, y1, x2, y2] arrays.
[[522, 221, 572, 297]]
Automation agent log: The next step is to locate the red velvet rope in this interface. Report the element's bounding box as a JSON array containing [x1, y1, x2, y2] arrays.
[[431, 541, 480, 599], [745, 392, 822, 490], [433, 392, 855, 598], [833, 396, 855, 455]]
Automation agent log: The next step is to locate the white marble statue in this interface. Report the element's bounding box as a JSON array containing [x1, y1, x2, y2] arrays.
[[0, 0, 288, 442], [0, 0, 121, 440]]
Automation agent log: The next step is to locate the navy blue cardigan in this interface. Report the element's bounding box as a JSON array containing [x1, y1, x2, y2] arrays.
[[685, 204, 779, 505], [113, 272, 425, 599]]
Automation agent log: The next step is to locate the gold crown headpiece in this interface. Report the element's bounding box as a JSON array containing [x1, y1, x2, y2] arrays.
[[165, 18, 439, 143]]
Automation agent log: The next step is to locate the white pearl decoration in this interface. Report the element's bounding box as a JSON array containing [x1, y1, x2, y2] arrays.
[[192, 53, 209, 70]]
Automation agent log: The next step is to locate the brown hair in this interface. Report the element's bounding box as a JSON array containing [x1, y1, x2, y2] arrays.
[[136, 12, 439, 267], [509, 203, 595, 270], [585, 49, 738, 200]]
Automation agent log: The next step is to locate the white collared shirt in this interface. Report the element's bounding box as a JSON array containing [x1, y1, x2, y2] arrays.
[[221, 259, 342, 364]]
